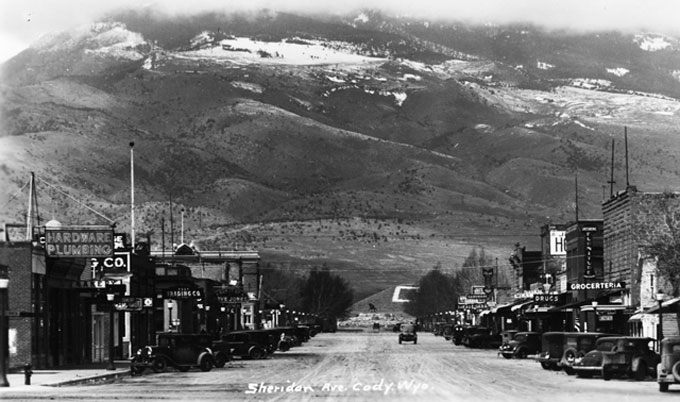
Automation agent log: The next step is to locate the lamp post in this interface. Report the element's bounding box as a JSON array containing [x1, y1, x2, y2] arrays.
[[106, 292, 116, 371], [167, 300, 174, 332], [0, 264, 10, 387], [591, 300, 598, 332], [656, 290, 665, 346]]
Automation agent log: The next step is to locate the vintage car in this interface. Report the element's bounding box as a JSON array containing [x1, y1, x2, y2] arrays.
[[499, 331, 541, 359], [572, 337, 619, 378], [213, 330, 275, 360], [499, 330, 520, 347], [559, 332, 617, 374], [433, 322, 448, 337], [601, 337, 660, 381], [452, 325, 467, 345], [462, 326, 501, 349], [399, 322, 418, 344], [657, 336, 680, 392], [536, 332, 567, 370], [130, 333, 215, 374]]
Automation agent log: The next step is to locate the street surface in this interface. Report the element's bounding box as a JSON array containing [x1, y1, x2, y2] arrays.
[[1, 330, 677, 402]]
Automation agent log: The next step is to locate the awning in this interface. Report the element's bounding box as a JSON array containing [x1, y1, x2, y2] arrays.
[[492, 299, 531, 314], [628, 312, 643, 322], [511, 300, 534, 312], [524, 306, 552, 314], [645, 297, 680, 314], [580, 304, 630, 312], [479, 310, 491, 317]]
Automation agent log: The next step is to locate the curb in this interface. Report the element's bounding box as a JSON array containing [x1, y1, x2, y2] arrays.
[[48, 369, 132, 387]]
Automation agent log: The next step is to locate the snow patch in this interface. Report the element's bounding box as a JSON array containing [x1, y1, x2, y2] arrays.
[[536, 61, 554, 70], [571, 78, 612, 90], [326, 75, 346, 83], [231, 81, 263, 94], [634, 33, 673, 51], [178, 36, 387, 67], [354, 13, 369, 24], [607, 67, 629, 77]]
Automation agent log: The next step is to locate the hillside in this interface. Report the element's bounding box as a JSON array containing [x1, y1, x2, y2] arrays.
[[2, 9, 680, 299]]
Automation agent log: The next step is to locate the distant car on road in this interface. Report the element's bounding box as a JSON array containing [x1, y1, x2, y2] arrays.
[[399, 323, 418, 344], [462, 326, 501, 349], [657, 336, 680, 392]]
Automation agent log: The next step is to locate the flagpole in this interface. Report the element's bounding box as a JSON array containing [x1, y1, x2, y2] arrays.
[[130, 142, 135, 250]]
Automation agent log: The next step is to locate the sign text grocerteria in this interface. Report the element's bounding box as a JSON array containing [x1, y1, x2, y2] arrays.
[[45, 229, 114, 258], [568, 282, 625, 291]]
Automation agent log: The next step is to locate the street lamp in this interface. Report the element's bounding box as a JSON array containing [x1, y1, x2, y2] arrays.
[[106, 292, 116, 371], [167, 300, 174, 332], [0, 264, 10, 387], [591, 301, 598, 332], [656, 290, 665, 345]]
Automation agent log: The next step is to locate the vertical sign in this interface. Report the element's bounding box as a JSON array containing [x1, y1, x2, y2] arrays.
[[550, 230, 566, 256], [582, 226, 596, 279]]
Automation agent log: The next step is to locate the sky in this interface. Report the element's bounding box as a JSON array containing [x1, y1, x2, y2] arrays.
[[2, 0, 680, 62]]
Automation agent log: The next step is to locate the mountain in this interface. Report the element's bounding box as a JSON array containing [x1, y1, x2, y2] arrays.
[[2, 9, 680, 300]]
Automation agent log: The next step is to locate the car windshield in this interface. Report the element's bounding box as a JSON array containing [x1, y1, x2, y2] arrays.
[[596, 340, 616, 351], [514, 334, 527, 342]]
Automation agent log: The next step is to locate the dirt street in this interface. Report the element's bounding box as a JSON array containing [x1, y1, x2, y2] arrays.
[[1, 331, 675, 402]]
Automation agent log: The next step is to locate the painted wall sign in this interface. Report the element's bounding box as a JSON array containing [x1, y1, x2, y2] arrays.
[[45, 228, 114, 258]]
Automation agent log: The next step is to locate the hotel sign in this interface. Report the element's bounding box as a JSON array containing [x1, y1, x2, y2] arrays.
[[45, 228, 114, 258], [550, 230, 566, 256]]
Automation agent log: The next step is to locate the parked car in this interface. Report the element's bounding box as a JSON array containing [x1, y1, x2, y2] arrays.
[[399, 322, 418, 344], [433, 322, 448, 337], [572, 337, 619, 378], [601, 337, 660, 381], [559, 332, 617, 374], [130, 333, 215, 374], [499, 331, 541, 359], [213, 330, 274, 360], [442, 324, 455, 341], [536, 332, 568, 370], [499, 330, 520, 348], [451, 325, 468, 345], [657, 336, 680, 392], [462, 326, 501, 349]]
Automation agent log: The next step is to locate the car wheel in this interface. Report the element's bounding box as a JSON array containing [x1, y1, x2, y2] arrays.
[[660, 382, 669, 392], [151, 357, 167, 373], [502, 353, 512, 359], [634, 362, 647, 381], [214, 354, 227, 368], [249, 347, 265, 359], [516, 348, 528, 359], [540, 362, 551, 370], [414, 338, 417, 345], [563, 367, 575, 375], [199, 356, 213, 372], [602, 367, 613, 381], [672, 360, 680, 382]]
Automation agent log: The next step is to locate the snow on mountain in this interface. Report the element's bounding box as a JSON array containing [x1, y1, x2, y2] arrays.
[[32, 22, 146, 60], [607, 67, 629, 77], [634, 33, 674, 51], [177, 36, 387, 67]]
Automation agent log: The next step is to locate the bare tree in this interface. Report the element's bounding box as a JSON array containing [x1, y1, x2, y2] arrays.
[[642, 192, 680, 296]]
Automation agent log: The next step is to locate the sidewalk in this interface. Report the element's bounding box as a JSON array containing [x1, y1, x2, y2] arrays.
[[2, 361, 131, 390]]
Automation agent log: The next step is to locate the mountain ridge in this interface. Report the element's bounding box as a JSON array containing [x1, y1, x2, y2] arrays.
[[2, 9, 680, 299]]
